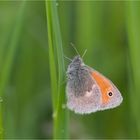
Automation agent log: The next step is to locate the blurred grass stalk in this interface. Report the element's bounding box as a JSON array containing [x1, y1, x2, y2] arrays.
[[45, 0, 69, 139], [0, 0, 26, 138], [126, 1, 140, 137], [0, 105, 3, 138]]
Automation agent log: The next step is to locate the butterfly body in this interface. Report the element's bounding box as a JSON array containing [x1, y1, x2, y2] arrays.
[[66, 55, 123, 114]]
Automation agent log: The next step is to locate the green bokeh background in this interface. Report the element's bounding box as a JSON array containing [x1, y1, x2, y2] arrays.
[[0, 0, 140, 139]]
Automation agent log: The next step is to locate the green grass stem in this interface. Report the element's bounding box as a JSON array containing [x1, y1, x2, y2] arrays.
[[126, 1, 140, 137], [0, 0, 26, 138], [46, 0, 57, 111], [45, 0, 69, 139]]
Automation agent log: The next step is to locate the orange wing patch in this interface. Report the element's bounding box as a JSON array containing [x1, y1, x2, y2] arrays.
[[92, 71, 113, 104]]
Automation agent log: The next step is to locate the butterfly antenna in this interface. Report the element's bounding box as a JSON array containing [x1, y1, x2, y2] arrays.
[[64, 55, 72, 62], [70, 42, 80, 56], [82, 49, 87, 58]]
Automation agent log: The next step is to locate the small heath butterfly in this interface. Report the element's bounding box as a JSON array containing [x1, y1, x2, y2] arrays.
[[66, 55, 123, 114]]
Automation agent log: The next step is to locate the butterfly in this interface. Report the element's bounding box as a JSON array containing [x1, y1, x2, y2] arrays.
[[66, 55, 123, 114]]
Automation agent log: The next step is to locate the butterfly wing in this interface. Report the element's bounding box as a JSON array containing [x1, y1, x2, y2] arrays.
[[90, 68, 123, 111], [66, 65, 101, 114]]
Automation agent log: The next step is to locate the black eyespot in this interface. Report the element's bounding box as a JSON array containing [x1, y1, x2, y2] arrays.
[[108, 92, 113, 96]]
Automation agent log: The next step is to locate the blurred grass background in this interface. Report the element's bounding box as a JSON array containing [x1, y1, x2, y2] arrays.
[[0, 0, 140, 139]]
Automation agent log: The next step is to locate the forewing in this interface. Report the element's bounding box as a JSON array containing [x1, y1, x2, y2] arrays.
[[90, 69, 123, 111]]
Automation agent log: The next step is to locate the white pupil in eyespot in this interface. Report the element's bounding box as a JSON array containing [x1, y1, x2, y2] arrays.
[[108, 92, 113, 96]]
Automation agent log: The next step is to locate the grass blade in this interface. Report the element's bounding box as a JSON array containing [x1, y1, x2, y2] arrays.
[[0, 0, 26, 138], [46, 0, 57, 111], [45, 0, 69, 138], [0, 104, 3, 138], [126, 1, 140, 137]]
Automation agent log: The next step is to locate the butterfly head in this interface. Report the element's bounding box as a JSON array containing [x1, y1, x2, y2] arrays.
[[67, 55, 85, 79]]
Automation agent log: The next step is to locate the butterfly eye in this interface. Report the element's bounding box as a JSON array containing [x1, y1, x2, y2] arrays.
[[108, 92, 113, 97]]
